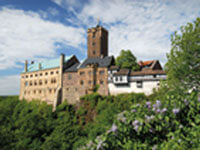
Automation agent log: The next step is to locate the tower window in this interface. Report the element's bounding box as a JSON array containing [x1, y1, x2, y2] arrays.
[[93, 50, 96, 55], [92, 42, 95, 46], [92, 32, 95, 38]]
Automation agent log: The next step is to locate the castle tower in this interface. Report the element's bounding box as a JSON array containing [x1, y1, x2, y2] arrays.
[[87, 25, 108, 58]]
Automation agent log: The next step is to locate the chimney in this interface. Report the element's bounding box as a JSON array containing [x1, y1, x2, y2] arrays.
[[60, 53, 65, 86], [38, 63, 42, 70], [25, 60, 28, 72]]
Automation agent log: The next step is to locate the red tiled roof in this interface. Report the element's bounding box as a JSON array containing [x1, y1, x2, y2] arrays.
[[138, 60, 155, 67]]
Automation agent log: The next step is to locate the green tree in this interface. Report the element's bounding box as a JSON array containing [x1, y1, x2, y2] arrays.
[[165, 17, 200, 93], [116, 50, 140, 71]]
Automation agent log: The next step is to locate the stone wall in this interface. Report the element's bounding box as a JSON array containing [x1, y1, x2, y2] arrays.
[[62, 66, 109, 104], [20, 67, 60, 105]]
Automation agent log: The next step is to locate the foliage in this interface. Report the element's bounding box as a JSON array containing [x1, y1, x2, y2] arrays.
[[116, 50, 140, 71], [165, 17, 200, 93], [0, 93, 146, 150], [80, 91, 199, 150]]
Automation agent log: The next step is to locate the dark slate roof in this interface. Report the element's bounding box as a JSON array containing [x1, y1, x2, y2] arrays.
[[64, 63, 80, 72], [79, 56, 114, 68]]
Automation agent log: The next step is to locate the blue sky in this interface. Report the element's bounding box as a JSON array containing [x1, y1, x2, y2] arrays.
[[0, 0, 200, 95]]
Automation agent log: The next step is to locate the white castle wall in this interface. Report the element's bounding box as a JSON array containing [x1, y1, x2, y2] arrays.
[[108, 80, 160, 95]]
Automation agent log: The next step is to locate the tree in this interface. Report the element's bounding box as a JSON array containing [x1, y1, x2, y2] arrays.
[[165, 17, 200, 93], [116, 50, 140, 71]]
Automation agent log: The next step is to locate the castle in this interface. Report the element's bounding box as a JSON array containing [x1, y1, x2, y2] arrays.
[[19, 25, 166, 107]]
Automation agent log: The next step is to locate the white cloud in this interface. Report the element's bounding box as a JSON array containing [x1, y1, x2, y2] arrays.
[[52, 0, 200, 65], [0, 75, 20, 95], [0, 7, 85, 70]]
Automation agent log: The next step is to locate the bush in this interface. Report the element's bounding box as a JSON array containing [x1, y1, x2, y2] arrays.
[[80, 91, 199, 150]]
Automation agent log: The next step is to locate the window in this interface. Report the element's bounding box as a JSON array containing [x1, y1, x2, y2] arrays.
[[25, 81, 28, 86], [39, 90, 42, 94], [115, 77, 118, 81], [66, 88, 69, 91], [51, 78, 56, 84], [93, 50, 96, 55], [100, 80, 104, 85], [35, 74, 38, 77], [120, 76, 123, 81], [26, 75, 28, 78], [75, 88, 78, 91], [99, 70, 104, 75], [54, 89, 56, 93], [80, 80, 84, 85], [51, 71, 54, 75], [39, 80, 42, 85], [30, 74, 33, 78], [80, 71, 85, 75], [45, 72, 48, 75], [49, 89, 52, 93], [68, 74, 72, 80], [92, 42, 95, 46], [153, 75, 157, 78], [33, 90, 36, 94], [56, 71, 59, 74], [40, 73, 43, 76], [88, 80, 92, 84], [34, 81, 37, 86], [88, 71, 92, 75], [30, 81, 32, 86], [137, 81, 143, 88], [45, 80, 48, 84]]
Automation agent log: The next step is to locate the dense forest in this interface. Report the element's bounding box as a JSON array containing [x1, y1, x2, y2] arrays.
[[0, 17, 200, 150]]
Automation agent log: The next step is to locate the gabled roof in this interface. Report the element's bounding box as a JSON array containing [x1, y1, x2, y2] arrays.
[[138, 60, 162, 70], [64, 63, 80, 72], [79, 56, 114, 68], [23, 55, 73, 73]]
